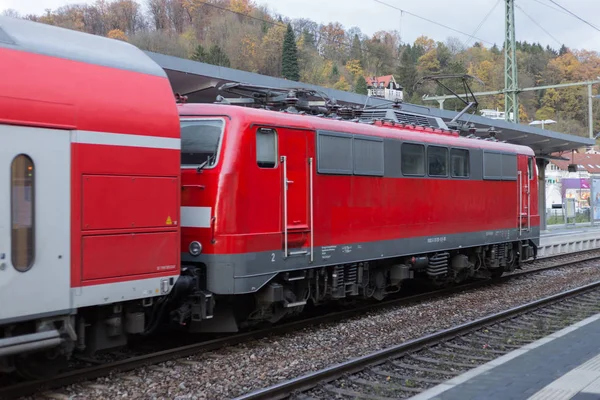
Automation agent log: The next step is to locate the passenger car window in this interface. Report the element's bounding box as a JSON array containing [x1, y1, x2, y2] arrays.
[[11, 154, 35, 272]]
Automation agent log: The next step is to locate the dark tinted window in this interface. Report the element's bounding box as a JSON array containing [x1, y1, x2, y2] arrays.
[[317, 132, 353, 175], [401, 143, 425, 176], [528, 157, 534, 180], [451, 148, 470, 177], [428, 146, 448, 177], [11, 155, 35, 272], [180, 119, 224, 167], [256, 128, 278, 168]]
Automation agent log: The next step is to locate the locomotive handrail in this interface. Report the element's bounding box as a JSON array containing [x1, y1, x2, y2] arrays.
[[309, 157, 314, 263], [281, 155, 288, 258]]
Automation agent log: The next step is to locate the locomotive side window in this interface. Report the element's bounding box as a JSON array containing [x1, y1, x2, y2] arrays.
[[353, 137, 384, 176], [451, 148, 470, 178], [11, 154, 35, 272], [401, 143, 425, 176], [317, 131, 353, 175], [180, 119, 224, 168], [427, 146, 448, 177], [528, 157, 534, 180], [256, 128, 278, 168]]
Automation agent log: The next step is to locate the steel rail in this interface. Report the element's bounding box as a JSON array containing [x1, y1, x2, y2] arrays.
[[234, 280, 600, 400], [1, 252, 599, 399]]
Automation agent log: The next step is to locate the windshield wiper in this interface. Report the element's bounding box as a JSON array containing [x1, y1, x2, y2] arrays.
[[197, 155, 215, 173]]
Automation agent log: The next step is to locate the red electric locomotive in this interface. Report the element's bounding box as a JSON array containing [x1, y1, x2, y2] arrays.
[[0, 16, 539, 377], [176, 96, 539, 332]]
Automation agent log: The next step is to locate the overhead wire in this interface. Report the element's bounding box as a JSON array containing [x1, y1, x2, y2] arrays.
[[187, 0, 380, 56], [371, 0, 496, 46], [545, 0, 600, 33], [526, 0, 569, 15], [461, 0, 502, 49], [515, 4, 563, 47]]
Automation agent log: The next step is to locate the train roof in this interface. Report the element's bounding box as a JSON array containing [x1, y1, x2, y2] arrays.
[[0, 16, 178, 138], [178, 103, 536, 156], [0, 16, 165, 78]]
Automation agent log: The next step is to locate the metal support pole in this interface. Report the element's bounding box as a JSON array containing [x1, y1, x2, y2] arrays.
[[589, 83, 594, 139], [537, 158, 549, 231], [504, 0, 519, 123], [437, 99, 445, 110]]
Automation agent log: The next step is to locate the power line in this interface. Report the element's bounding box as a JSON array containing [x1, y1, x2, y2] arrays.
[[188, 0, 377, 56], [526, 0, 569, 15], [372, 0, 496, 46], [462, 0, 501, 49], [515, 4, 563, 47], [546, 0, 600, 33]]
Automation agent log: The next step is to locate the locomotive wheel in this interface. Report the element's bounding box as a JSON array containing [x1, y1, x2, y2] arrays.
[[14, 351, 68, 380]]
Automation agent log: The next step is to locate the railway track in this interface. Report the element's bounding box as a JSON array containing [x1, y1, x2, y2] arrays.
[[235, 279, 600, 400], [2, 250, 600, 400]]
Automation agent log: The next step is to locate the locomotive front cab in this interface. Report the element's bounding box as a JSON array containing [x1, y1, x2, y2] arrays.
[[176, 112, 232, 328], [180, 116, 226, 262]]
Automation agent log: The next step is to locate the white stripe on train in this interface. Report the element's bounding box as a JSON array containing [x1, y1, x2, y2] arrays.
[[71, 130, 180, 150], [180, 206, 212, 228]]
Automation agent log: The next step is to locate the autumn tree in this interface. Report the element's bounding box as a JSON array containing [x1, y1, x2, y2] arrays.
[[282, 23, 300, 81]]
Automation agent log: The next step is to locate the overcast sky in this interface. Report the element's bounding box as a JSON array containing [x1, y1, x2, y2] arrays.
[[2, 0, 600, 52]]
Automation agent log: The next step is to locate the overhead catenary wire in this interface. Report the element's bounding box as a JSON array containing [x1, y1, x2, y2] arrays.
[[371, 0, 496, 46], [461, 0, 502, 49], [546, 0, 600, 33], [515, 4, 563, 47], [527, 0, 569, 15]]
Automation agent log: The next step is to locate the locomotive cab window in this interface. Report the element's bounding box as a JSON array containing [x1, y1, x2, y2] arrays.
[[427, 146, 448, 177], [180, 118, 224, 168], [11, 154, 35, 272], [451, 148, 470, 178], [256, 128, 278, 168], [401, 143, 425, 176]]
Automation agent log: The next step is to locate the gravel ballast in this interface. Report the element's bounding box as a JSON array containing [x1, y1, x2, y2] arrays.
[[37, 260, 600, 400]]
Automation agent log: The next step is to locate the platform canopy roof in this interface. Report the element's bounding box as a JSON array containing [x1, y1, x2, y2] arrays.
[[147, 51, 595, 157]]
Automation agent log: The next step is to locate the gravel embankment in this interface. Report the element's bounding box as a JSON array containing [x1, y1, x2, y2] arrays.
[[37, 259, 600, 400]]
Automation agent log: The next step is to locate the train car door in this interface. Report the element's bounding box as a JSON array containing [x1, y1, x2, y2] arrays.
[[275, 128, 313, 260], [517, 154, 532, 234], [0, 125, 71, 321]]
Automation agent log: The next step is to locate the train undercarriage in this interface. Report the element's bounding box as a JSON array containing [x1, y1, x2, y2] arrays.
[[0, 239, 536, 379], [179, 239, 537, 332]]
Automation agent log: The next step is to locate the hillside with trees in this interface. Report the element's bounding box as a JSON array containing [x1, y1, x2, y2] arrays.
[[5, 0, 600, 137]]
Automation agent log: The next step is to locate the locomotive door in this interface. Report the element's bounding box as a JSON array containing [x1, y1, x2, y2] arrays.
[[278, 128, 313, 260], [0, 124, 71, 321], [517, 155, 532, 234]]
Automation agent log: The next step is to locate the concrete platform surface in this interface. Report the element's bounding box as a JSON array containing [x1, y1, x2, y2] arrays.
[[408, 312, 600, 400], [538, 224, 600, 258]]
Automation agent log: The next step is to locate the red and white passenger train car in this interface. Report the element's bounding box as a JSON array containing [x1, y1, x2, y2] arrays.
[[0, 16, 181, 376], [0, 16, 539, 377]]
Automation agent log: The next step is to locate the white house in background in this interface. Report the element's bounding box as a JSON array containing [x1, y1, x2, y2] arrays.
[[366, 75, 403, 102], [479, 108, 515, 121]]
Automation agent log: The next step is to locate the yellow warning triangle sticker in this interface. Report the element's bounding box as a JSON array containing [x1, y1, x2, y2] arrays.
[[166, 216, 172, 225]]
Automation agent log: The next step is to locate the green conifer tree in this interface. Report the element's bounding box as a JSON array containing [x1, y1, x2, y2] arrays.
[[355, 75, 368, 95], [282, 24, 300, 81]]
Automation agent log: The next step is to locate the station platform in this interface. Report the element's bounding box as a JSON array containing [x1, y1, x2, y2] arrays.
[[538, 224, 600, 258], [409, 312, 600, 400]]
